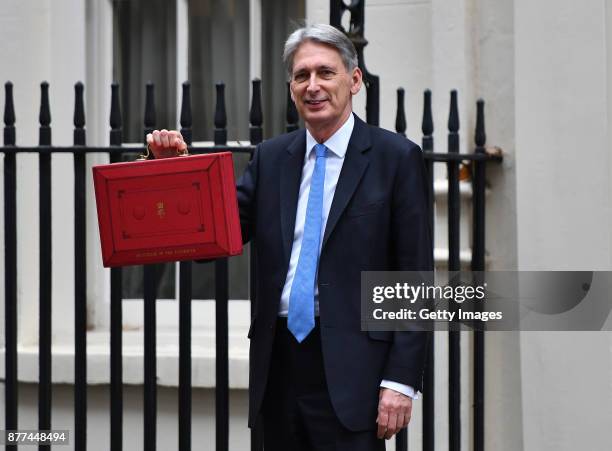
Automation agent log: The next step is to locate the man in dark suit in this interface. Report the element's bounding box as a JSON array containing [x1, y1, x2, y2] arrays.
[[148, 23, 432, 451]]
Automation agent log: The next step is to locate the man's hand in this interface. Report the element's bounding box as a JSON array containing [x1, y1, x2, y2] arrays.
[[376, 388, 412, 440], [146, 129, 187, 159]]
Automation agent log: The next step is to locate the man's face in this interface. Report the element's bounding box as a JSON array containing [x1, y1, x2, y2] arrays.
[[289, 41, 362, 133]]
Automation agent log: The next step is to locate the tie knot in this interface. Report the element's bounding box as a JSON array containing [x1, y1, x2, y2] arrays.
[[314, 143, 327, 158]]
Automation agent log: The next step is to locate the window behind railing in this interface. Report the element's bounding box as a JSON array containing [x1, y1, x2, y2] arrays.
[[112, 0, 304, 303]]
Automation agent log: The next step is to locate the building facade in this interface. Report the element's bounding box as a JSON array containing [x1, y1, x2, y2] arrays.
[[1, 0, 612, 449]]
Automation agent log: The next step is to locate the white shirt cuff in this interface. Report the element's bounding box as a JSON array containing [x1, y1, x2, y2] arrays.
[[380, 379, 420, 400]]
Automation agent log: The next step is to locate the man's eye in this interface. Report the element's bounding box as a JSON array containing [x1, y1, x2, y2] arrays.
[[320, 70, 335, 78], [293, 73, 308, 82]]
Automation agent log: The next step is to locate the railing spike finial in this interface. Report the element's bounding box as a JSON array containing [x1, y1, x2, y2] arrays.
[[448, 89, 459, 133], [39, 81, 51, 145], [110, 83, 121, 129], [144, 82, 156, 137], [330, 0, 380, 125], [74, 82, 85, 128], [4, 81, 16, 145], [475, 99, 486, 149], [395, 87, 407, 137], [4, 81, 15, 126], [447, 90, 460, 154], [249, 78, 262, 127], [180, 81, 192, 145], [74, 82, 86, 145], [180, 82, 192, 128], [421, 89, 435, 155], [39, 81, 51, 126], [109, 82, 122, 146], [447, 89, 459, 155], [285, 82, 298, 132], [422, 89, 434, 137], [214, 82, 227, 145], [249, 78, 263, 145]]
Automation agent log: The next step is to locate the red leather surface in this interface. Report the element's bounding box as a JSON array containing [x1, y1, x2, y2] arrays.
[[93, 152, 242, 267]]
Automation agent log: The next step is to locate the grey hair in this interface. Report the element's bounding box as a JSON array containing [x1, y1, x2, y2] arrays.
[[283, 24, 359, 78]]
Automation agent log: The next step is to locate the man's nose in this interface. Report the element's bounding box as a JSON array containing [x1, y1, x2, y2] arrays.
[[306, 73, 320, 92]]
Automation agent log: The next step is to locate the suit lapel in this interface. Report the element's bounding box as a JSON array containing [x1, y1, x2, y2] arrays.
[[279, 131, 306, 263], [321, 116, 372, 249]]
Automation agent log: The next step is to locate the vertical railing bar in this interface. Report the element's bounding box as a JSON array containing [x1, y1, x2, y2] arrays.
[[109, 244, 124, 451], [143, 264, 157, 451], [285, 82, 298, 133], [38, 81, 52, 451], [177, 265, 192, 451], [4, 81, 18, 451], [248, 78, 264, 451], [109, 82, 124, 451], [178, 81, 193, 451], [396, 429, 408, 451], [394, 84, 408, 451], [73, 81, 88, 451], [143, 81, 157, 451], [395, 87, 407, 137], [249, 78, 263, 146], [421, 89, 435, 451], [472, 99, 487, 451], [447, 90, 461, 451], [214, 82, 230, 451]]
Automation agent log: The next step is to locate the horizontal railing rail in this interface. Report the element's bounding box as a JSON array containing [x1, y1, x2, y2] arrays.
[[2, 78, 501, 451]]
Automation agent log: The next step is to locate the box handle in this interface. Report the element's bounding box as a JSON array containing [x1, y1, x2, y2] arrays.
[[137, 144, 190, 161]]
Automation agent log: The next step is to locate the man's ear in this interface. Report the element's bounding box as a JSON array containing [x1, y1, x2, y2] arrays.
[[289, 80, 296, 102], [350, 67, 363, 95]]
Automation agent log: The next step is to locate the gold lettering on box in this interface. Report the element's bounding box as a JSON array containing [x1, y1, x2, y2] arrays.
[[135, 248, 196, 259]]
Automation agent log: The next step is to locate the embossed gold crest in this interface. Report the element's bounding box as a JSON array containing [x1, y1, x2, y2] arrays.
[[156, 201, 166, 218]]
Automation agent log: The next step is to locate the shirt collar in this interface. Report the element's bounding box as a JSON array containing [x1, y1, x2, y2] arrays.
[[305, 113, 354, 159]]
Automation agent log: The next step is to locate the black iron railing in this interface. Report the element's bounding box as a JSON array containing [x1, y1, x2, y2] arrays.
[[2, 76, 500, 451]]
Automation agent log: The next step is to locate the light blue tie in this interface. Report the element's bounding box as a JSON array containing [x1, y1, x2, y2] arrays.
[[288, 143, 328, 342]]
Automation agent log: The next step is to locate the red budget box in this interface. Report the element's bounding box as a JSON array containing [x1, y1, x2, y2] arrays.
[[92, 152, 243, 267]]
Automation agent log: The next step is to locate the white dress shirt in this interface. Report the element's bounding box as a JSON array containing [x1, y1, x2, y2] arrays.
[[278, 113, 419, 400]]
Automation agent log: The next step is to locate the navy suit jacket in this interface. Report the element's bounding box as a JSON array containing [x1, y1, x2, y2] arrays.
[[237, 114, 433, 431]]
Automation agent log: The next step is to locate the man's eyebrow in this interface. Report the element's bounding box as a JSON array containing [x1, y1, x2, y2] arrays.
[[292, 64, 338, 74]]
